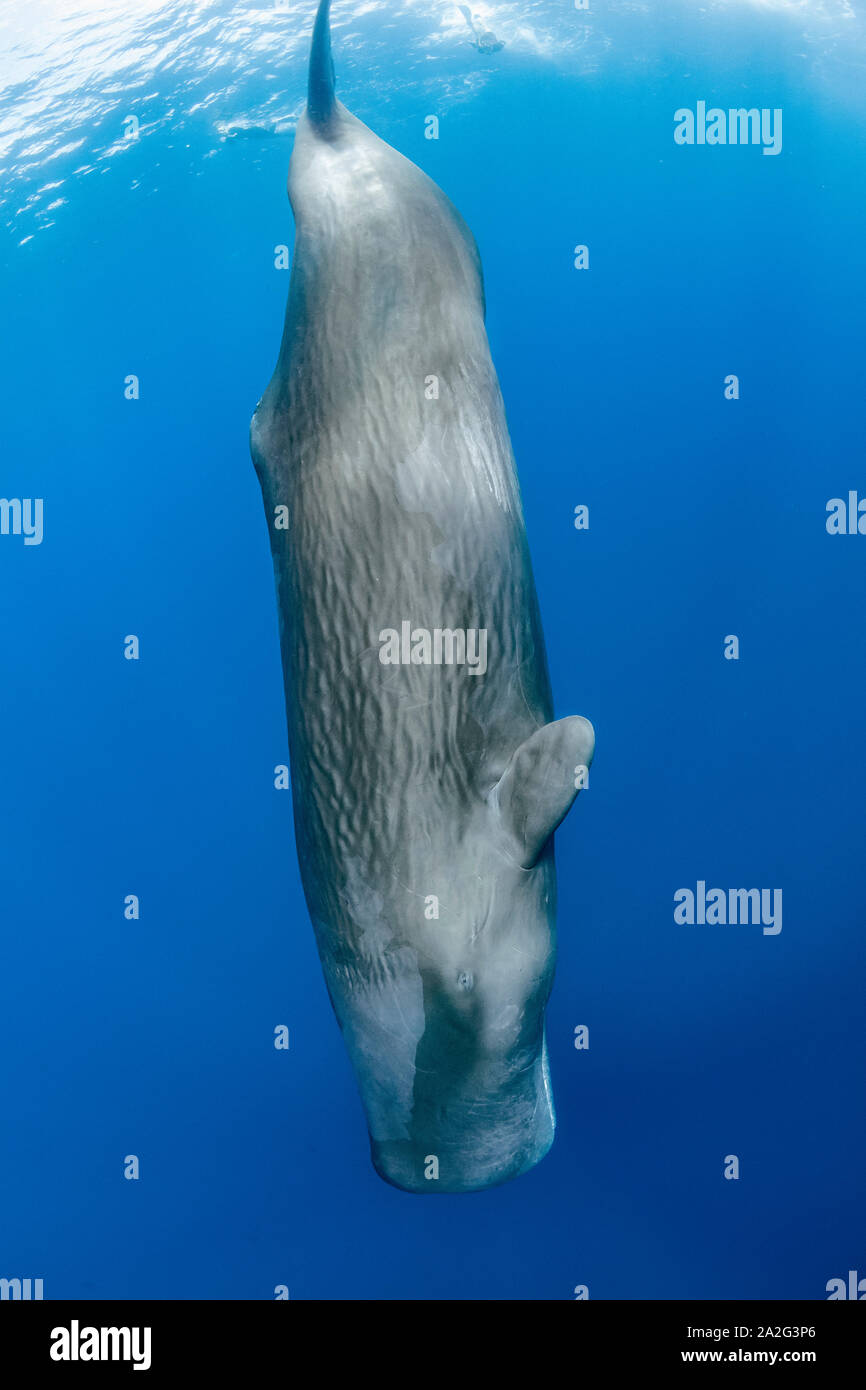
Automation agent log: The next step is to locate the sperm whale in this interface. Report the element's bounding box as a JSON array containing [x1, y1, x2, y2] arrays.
[[250, 0, 594, 1193]]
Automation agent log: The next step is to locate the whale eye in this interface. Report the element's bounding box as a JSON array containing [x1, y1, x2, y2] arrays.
[[457, 971, 474, 992]]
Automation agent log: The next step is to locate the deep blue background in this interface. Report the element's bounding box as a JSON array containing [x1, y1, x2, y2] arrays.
[[1, 4, 864, 1298]]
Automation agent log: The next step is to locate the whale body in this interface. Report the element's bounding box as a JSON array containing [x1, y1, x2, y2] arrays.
[[250, 0, 594, 1193]]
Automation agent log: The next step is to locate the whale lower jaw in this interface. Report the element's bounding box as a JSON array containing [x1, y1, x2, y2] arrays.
[[371, 1126, 555, 1195], [367, 1048, 556, 1194]]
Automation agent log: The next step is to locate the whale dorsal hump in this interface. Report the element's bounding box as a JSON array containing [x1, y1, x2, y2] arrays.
[[308, 0, 336, 126], [495, 716, 595, 869]]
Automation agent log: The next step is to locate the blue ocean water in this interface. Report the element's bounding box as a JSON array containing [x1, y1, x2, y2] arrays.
[[1, 0, 864, 1300]]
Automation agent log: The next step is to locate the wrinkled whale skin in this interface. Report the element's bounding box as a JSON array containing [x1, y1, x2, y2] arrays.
[[250, 0, 594, 1193]]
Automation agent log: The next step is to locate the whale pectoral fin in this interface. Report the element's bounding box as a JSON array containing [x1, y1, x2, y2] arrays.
[[495, 716, 595, 869]]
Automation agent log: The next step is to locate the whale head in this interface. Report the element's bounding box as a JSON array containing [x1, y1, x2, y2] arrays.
[[308, 710, 595, 1194]]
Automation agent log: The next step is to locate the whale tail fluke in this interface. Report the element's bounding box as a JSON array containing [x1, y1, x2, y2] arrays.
[[308, 0, 336, 125]]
